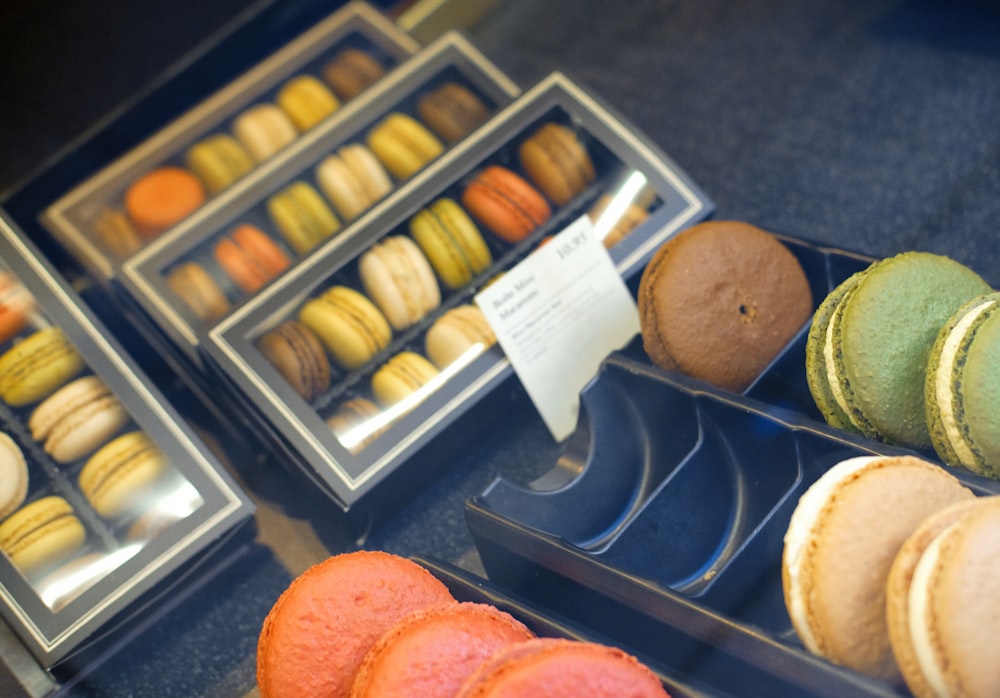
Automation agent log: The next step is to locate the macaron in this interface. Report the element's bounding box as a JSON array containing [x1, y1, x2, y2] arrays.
[[416, 82, 491, 145], [78, 431, 169, 519], [806, 252, 990, 448], [781, 454, 974, 682], [588, 193, 651, 248], [358, 235, 441, 331], [315, 143, 394, 221], [0, 326, 85, 407], [0, 432, 28, 520], [322, 47, 386, 101], [257, 551, 456, 698], [298, 285, 392, 371], [255, 320, 331, 402], [456, 638, 670, 698], [277, 74, 340, 132], [93, 206, 143, 259], [460, 165, 552, 244], [424, 304, 496, 369], [29, 375, 130, 464], [924, 292, 1000, 478], [124, 166, 207, 238], [518, 122, 596, 206], [232, 103, 298, 163], [326, 397, 386, 453], [409, 198, 493, 290], [0, 271, 36, 343], [166, 261, 231, 323], [0, 496, 86, 578], [366, 112, 444, 180], [886, 496, 1000, 698], [637, 221, 813, 393], [371, 351, 439, 408], [184, 133, 255, 194], [349, 602, 535, 698], [213, 224, 291, 294], [267, 181, 342, 255]]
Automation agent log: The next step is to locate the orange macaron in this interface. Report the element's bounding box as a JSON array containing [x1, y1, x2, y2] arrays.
[[350, 602, 535, 698], [213, 224, 291, 294], [461, 165, 551, 244], [257, 551, 456, 698], [124, 166, 206, 238]]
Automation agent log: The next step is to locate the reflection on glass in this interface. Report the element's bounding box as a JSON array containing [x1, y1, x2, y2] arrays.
[[38, 544, 142, 611], [588, 170, 655, 248]]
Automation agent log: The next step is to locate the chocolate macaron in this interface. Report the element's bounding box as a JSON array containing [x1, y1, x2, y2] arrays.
[[256, 320, 331, 402]]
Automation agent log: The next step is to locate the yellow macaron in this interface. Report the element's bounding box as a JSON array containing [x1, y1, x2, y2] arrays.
[[277, 75, 340, 132], [371, 351, 440, 407], [267, 181, 342, 256], [409, 198, 493, 290], [78, 431, 169, 519], [0, 326, 85, 407], [366, 113, 444, 181], [0, 495, 86, 577], [185, 133, 255, 194], [298, 285, 392, 371]]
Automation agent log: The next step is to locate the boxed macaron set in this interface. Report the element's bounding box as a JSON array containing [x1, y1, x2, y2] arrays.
[[40, 2, 420, 282], [0, 213, 253, 670], [463, 229, 1000, 696], [118, 31, 520, 367], [203, 71, 713, 516]]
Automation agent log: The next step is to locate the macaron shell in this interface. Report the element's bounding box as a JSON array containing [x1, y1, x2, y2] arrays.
[[256, 551, 456, 698], [359, 235, 441, 331], [456, 638, 669, 698], [124, 167, 206, 237], [0, 327, 85, 407], [214, 224, 291, 294], [78, 431, 168, 518], [885, 498, 987, 698], [93, 206, 143, 260], [298, 286, 392, 371], [838, 251, 989, 447], [916, 496, 1000, 698], [410, 198, 493, 290], [366, 113, 444, 180], [805, 270, 866, 433], [166, 261, 231, 323], [461, 166, 552, 244], [326, 397, 386, 453], [781, 455, 974, 682], [416, 82, 491, 145], [0, 432, 27, 519], [29, 375, 130, 463], [316, 145, 392, 222], [256, 320, 331, 402], [371, 351, 439, 407], [0, 272, 36, 343], [424, 305, 496, 369], [349, 602, 535, 698], [267, 181, 342, 256], [277, 75, 340, 131], [587, 193, 650, 248], [0, 495, 86, 576], [232, 103, 298, 163], [518, 122, 596, 206]]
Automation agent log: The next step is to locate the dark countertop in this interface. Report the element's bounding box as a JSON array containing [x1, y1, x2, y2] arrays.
[[1, 0, 999, 695]]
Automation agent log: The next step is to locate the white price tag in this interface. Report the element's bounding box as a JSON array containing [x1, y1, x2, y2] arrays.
[[475, 216, 639, 441]]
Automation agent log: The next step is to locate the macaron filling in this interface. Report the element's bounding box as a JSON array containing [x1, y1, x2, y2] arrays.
[[906, 522, 955, 698], [783, 455, 880, 653], [933, 296, 995, 469]]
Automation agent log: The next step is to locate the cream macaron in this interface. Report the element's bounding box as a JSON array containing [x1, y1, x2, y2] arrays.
[[781, 454, 974, 682], [29, 375, 130, 463]]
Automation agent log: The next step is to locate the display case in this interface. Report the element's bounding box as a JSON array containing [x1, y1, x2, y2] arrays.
[[203, 71, 714, 518], [0, 212, 254, 671], [39, 1, 420, 283], [118, 31, 520, 367], [464, 235, 1000, 697]]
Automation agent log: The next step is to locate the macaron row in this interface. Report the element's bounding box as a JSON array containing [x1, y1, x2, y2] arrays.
[[163, 81, 496, 325], [781, 454, 1000, 697], [94, 46, 390, 259], [805, 251, 997, 477], [257, 550, 671, 697]]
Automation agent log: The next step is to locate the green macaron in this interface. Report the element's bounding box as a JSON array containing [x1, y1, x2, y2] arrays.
[[925, 292, 1000, 478], [811, 251, 989, 449]]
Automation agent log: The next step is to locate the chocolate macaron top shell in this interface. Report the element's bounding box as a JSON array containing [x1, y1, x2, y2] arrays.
[[638, 220, 813, 393]]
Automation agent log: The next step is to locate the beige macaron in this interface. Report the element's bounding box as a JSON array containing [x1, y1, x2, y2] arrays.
[[781, 454, 974, 682], [887, 496, 1000, 698]]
